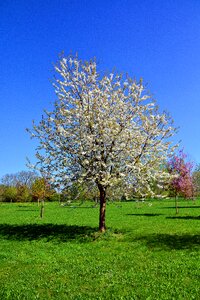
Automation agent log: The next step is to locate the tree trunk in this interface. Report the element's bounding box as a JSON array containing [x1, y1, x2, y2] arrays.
[[98, 184, 106, 232], [40, 199, 45, 218], [175, 195, 179, 214]]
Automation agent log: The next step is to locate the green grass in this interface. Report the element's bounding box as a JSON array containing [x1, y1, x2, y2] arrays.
[[0, 199, 200, 299]]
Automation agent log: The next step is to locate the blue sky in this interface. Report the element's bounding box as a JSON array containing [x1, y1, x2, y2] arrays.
[[1, 0, 200, 178]]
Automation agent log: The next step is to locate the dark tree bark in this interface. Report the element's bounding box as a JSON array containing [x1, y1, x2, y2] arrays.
[[98, 184, 107, 232]]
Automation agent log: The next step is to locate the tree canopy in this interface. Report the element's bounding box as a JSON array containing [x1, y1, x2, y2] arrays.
[[1, 171, 37, 188], [167, 150, 194, 199], [28, 54, 177, 231]]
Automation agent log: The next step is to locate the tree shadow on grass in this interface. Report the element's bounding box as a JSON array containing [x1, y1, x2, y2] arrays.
[[16, 205, 39, 212], [17, 209, 38, 212], [166, 216, 200, 220], [0, 224, 99, 243], [162, 206, 200, 209], [126, 213, 162, 217], [134, 234, 200, 250], [61, 206, 97, 209]]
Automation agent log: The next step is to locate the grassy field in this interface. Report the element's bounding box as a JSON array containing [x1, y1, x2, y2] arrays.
[[0, 199, 200, 300]]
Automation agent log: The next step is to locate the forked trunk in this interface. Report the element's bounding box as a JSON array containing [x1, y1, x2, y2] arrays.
[[98, 184, 106, 232]]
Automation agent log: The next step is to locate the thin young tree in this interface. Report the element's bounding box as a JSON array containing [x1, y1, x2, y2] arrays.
[[28, 54, 177, 231], [31, 177, 52, 218]]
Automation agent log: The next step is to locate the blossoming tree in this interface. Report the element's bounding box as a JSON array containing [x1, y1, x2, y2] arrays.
[[28, 54, 177, 231], [192, 164, 200, 197], [167, 150, 194, 214]]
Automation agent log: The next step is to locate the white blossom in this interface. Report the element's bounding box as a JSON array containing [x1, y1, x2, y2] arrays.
[[28, 54, 178, 231]]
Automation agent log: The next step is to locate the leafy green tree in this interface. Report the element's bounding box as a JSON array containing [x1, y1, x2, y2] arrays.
[[3, 186, 18, 202], [0, 185, 5, 202], [16, 184, 32, 202]]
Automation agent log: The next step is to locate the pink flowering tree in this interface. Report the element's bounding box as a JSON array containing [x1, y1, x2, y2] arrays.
[[167, 150, 194, 214]]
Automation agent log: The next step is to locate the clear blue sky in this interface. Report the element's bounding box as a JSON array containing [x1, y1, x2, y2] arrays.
[[1, 0, 200, 178]]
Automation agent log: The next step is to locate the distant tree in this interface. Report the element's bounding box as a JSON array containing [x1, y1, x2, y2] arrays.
[[31, 178, 53, 218], [67, 182, 87, 202], [28, 54, 177, 231], [3, 186, 18, 202], [1, 171, 37, 188], [0, 185, 4, 201], [15, 171, 38, 188], [16, 184, 31, 202], [192, 164, 200, 197], [1, 173, 16, 187], [167, 150, 194, 214]]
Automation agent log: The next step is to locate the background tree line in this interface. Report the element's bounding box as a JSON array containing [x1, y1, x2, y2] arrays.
[[1, 159, 200, 204], [0, 171, 58, 203]]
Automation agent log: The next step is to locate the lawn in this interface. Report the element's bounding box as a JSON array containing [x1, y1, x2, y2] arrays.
[[0, 199, 200, 299]]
